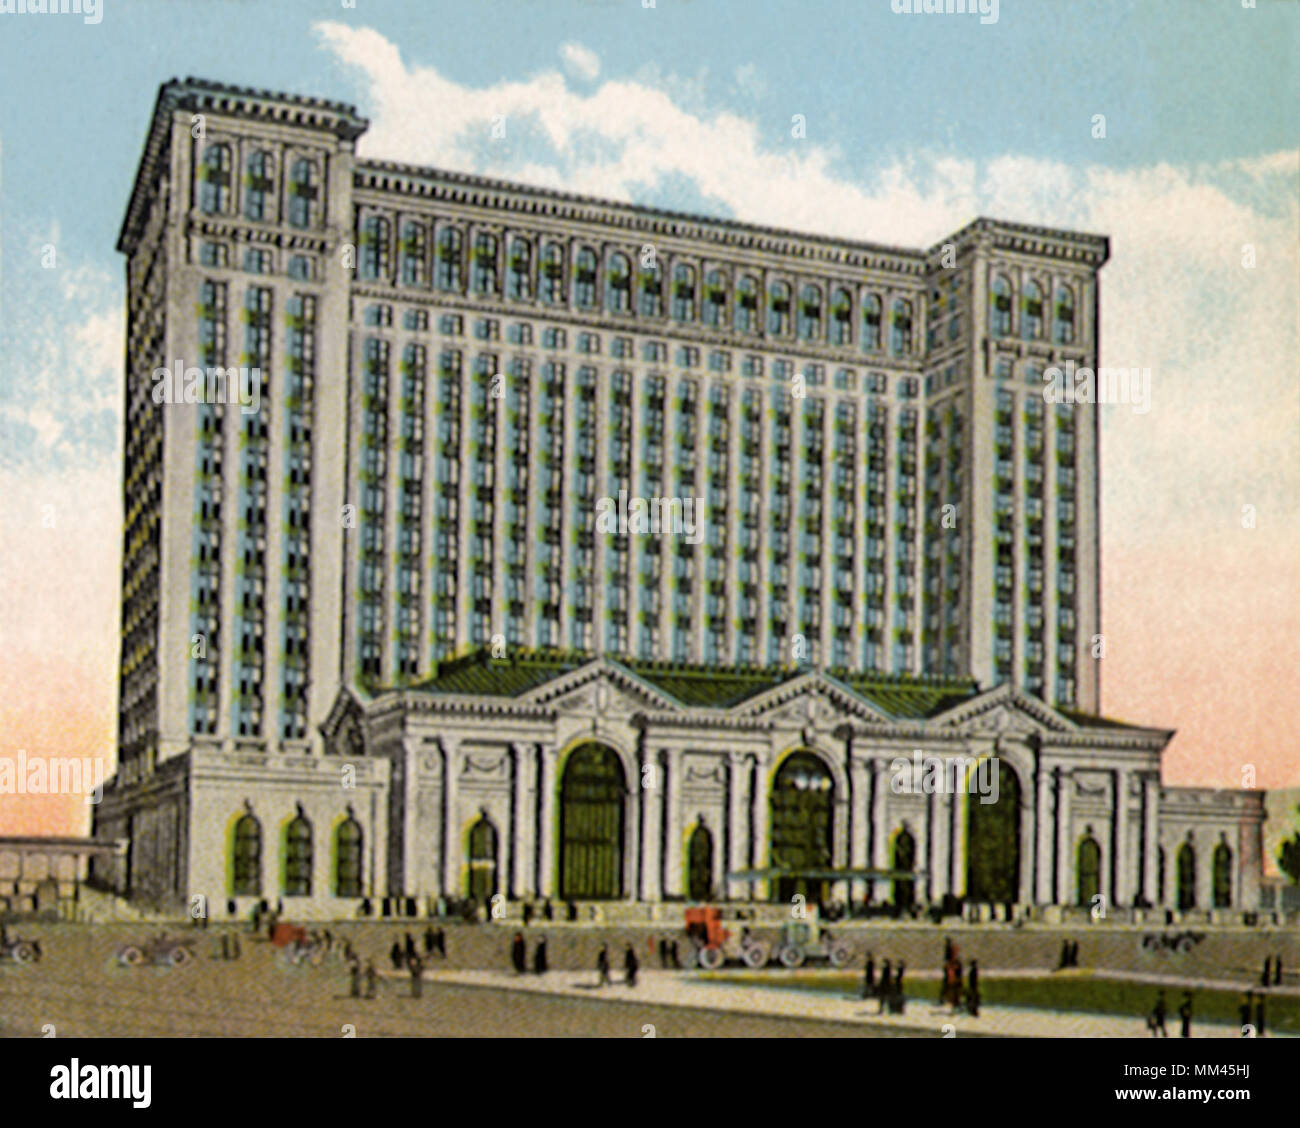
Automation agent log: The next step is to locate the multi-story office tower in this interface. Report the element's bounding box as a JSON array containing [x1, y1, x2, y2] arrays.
[[97, 79, 1259, 916]]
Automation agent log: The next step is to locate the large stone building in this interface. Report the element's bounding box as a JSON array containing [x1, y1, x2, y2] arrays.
[[93, 77, 1263, 918]]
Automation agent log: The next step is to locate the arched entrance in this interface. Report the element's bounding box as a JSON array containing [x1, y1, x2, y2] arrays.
[[467, 815, 498, 905], [1213, 840, 1232, 908], [966, 759, 1021, 904], [688, 824, 713, 902], [769, 751, 834, 904], [559, 743, 625, 900], [1076, 834, 1101, 906], [892, 828, 916, 908], [1176, 841, 1196, 910]]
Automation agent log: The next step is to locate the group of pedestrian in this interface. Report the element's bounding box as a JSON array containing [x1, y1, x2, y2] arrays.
[[1056, 939, 1080, 969], [520, 899, 555, 926], [1147, 990, 1194, 1038], [510, 932, 550, 974], [595, 943, 639, 988], [656, 936, 683, 969], [859, 953, 907, 1014], [1260, 955, 1284, 986], [347, 955, 380, 1000], [935, 938, 980, 1016]]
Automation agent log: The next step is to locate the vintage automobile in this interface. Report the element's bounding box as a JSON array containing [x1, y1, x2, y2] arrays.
[[117, 934, 197, 968], [270, 923, 327, 966], [1140, 930, 1207, 955], [683, 906, 770, 970], [0, 935, 41, 965], [773, 918, 853, 969]]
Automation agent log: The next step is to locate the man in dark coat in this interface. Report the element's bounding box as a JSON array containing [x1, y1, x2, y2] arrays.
[[511, 932, 527, 974], [1274, 956, 1283, 986], [876, 959, 892, 1014], [424, 926, 436, 955], [409, 952, 424, 998], [1253, 992, 1266, 1037], [522, 901, 534, 927], [860, 953, 875, 1000], [542, 898, 553, 921], [625, 944, 639, 987], [1262, 956, 1272, 987], [533, 937, 548, 975], [349, 959, 362, 998], [1240, 992, 1254, 1034], [1150, 990, 1168, 1037], [893, 961, 907, 1014], [404, 932, 417, 963], [1178, 992, 1193, 1038], [364, 960, 378, 999], [597, 944, 611, 987], [391, 940, 404, 970], [967, 959, 980, 1016]]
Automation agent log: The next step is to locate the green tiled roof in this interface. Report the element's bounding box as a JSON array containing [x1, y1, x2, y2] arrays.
[[400, 649, 979, 720], [1060, 709, 1149, 732]]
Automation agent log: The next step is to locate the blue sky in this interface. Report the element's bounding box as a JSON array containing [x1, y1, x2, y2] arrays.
[[0, 0, 1297, 805]]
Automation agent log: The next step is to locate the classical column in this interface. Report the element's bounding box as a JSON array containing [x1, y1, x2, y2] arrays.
[[1141, 773, 1160, 907], [726, 752, 750, 900], [849, 756, 871, 871], [1054, 768, 1073, 906], [537, 744, 558, 898], [929, 788, 951, 904], [870, 757, 889, 903], [950, 785, 968, 898], [664, 746, 684, 897], [510, 742, 536, 899], [441, 738, 461, 896], [1112, 768, 1131, 909], [640, 747, 664, 902], [1035, 765, 1054, 903], [750, 752, 771, 902]]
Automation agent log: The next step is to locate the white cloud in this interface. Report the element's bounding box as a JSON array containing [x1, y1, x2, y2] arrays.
[[560, 42, 600, 82]]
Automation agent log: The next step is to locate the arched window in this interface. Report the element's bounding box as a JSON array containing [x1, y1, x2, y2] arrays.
[[891, 299, 913, 356], [244, 150, 273, 222], [735, 275, 759, 333], [541, 242, 564, 305], [574, 246, 598, 308], [1054, 285, 1075, 344], [401, 221, 427, 287], [991, 275, 1013, 336], [1212, 840, 1232, 908], [892, 828, 916, 908], [467, 815, 499, 904], [1176, 841, 1196, 910], [507, 238, 532, 300], [1076, 834, 1102, 907], [768, 280, 792, 336], [672, 263, 696, 321], [688, 823, 713, 902], [830, 287, 852, 346], [284, 809, 313, 897], [559, 744, 626, 900], [798, 284, 822, 341], [702, 269, 727, 327], [287, 159, 319, 228], [966, 760, 1022, 904], [199, 143, 232, 214], [436, 226, 463, 291], [335, 815, 363, 898], [472, 231, 499, 295], [861, 293, 882, 351], [769, 751, 833, 904], [639, 259, 663, 317], [231, 811, 261, 896], [360, 215, 391, 281], [606, 252, 631, 313], [1022, 279, 1044, 340]]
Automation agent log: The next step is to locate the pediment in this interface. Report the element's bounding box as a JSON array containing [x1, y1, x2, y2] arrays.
[[933, 685, 1075, 736], [521, 658, 679, 714], [732, 672, 888, 725]]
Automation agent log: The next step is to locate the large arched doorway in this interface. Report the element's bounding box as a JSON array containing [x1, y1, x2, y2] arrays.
[[688, 824, 713, 902], [1076, 834, 1101, 907], [892, 828, 916, 908], [1176, 841, 1196, 910], [1213, 840, 1232, 909], [467, 815, 498, 905], [769, 751, 834, 904], [966, 760, 1021, 904], [559, 743, 625, 900]]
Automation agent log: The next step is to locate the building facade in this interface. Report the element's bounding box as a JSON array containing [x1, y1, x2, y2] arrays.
[[94, 78, 1263, 917]]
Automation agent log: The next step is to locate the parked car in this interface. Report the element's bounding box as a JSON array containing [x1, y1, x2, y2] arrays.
[[117, 934, 197, 968], [683, 906, 769, 970], [773, 919, 852, 969]]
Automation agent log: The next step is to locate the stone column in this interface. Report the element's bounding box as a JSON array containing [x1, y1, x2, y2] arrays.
[[950, 785, 968, 898], [929, 788, 951, 904], [664, 746, 684, 897], [727, 752, 750, 900], [1194, 834, 1212, 913], [1141, 773, 1160, 907], [537, 744, 558, 897], [641, 747, 663, 902], [1054, 768, 1073, 906], [870, 757, 889, 903], [510, 743, 536, 899], [750, 752, 770, 901], [849, 756, 871, 870], [441, 738, 461, 896], [1112, 769, 1131, 909], [1035, 764, 1054, 903]]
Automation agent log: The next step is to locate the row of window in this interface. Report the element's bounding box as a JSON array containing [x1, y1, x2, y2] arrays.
[[197, 144, 322, 229]]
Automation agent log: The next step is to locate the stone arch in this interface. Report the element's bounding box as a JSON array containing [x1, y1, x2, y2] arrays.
[[768, 748, 835, 905], [558, 742, 626, 900], [966, 758, 1023, 905]]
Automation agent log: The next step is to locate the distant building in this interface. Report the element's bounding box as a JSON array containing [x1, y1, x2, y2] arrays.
[[93, 78, 1263, 917]]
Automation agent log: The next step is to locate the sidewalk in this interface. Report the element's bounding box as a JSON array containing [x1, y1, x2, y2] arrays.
[[408, 967, 1288, 1038]]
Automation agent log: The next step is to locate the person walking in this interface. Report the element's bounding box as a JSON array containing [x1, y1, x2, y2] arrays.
[[424, 925, 436, 956], [350, 958, 362, 998], [522, 901, 534, 927], [1240, 992, 1254, 1034], [893, 961, 907, 1015], [596, 943, 611, 988], [434, 927, 446, 958], [1178, 992, 1193, 1038], [533, 936, 548, 975], [390, 940, 404, 971], [860, 953, 875, 1000], [511, 931, 527, 974], [1150, 990, 1168, 1037], [1253, 992, 1266, 1037], [404, 932, 417, 963], [1261, 956, 1272, 987], [877, 959, 892, 1014], [1274, 956, 1283, 986], [542, 898, 554, 922], [364, 960, 378, 999], [409, 952, 424, 999], [624, 943, 639, 988], [967, 959, 980, 1017]]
